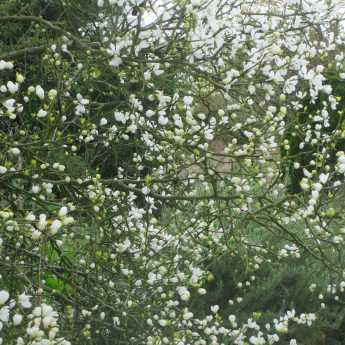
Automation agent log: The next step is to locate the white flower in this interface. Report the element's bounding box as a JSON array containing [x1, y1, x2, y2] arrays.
[[177, 286, 190, 301], [127, 124, 137, 133], [31, 185, 41, 194], [117, 238, 131, 253], [197, 288, 206, 295], [114, 111, 126, 124], [275, 322, 288, 333], [144, 71, 151, 80], [142, 186, 150, 195], [0, 166, 7, 174], [0, 60, 12, 70], [100, 118, 107, 126], [0, 306, 9, 322], [338, 163, 345, 174], [18, 293, 32, 309], [248, 85, 256, 95], [38, 214, 47, 230], [183, 311, 193, 320], [158, 115, 168, 126], [158, 319, 168, 327], [183, 96, 193, 106], [303, 168, 312, 178], [229, 314, 236, 323], [50, 219, 62, 235], [3, 99, 16, 112], [37, 109, 48, 118], [249, 335, 265, 345], [204, 129, 214, 141], [35, 85, 45, 99], [314, 182, 322, 192], [7, 81, 19, 94], [210, 305, 219, 313], [0, 291, 9, 305], [145, 109, 155, 118], [58, 207, 68, 217], [340, 156, 345, 165], [31, 229, 42, 240], [25, 213, 36, 221], [13, 314, 23, 325], [110, 56, 122, 67], [9, 147, 20, 155], [323, 84, 332, 94], [27, 325, 41, 337], [42, 314, 57, 328]]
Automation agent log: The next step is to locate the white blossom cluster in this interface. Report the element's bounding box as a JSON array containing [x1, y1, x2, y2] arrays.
[[0, 289, 70, 345]]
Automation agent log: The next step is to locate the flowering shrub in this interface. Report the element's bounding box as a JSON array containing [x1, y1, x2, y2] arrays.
[[1, 0, 345, 344]]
